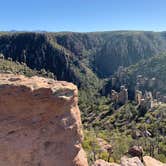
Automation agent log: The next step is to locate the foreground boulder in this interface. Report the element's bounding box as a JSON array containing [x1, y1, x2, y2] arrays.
[[93, 155, 166, 166], [120, 156, 143, 166], [0, 74, 88, 166], [93, 159, 120, 166], [93, 157, 143, 166], [143, 156, 166, 166]]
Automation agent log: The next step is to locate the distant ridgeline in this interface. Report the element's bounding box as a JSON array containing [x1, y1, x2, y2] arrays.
[[0, 31, 166, 86]]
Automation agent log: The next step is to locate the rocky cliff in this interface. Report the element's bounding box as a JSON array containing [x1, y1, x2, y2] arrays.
[[0, 74, 88, 166]]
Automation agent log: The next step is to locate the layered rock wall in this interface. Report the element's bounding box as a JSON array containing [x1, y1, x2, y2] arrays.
[[0, 74, 88, 166]]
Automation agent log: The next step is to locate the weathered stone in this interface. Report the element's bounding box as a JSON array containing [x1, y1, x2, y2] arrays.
[[135, 90, 142, 105], [143, 156, 166, 166], [118, 85, 128, 105], [92, 159, 120, 166], [93, 156, 166, 166], [128, 146, 143, 159], [120, 156, 143, 166], [0, 74, 88, 166]]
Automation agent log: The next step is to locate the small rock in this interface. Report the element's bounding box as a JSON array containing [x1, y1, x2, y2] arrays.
[[128, 146, 143, 158]]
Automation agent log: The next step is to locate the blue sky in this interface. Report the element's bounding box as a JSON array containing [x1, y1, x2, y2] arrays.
[[0, 0, 166, 32]]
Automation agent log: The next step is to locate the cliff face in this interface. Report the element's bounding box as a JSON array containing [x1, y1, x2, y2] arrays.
[[0, 74, 88, 166]]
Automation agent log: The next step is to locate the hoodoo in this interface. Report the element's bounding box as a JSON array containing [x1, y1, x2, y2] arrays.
[[0, 74, 88, 166]]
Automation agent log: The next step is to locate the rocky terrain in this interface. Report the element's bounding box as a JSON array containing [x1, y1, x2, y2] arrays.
[[0, 74, 88, 166], [93, 156, 166, 166]]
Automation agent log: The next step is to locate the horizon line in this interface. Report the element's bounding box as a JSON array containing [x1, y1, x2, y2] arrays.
[[0, 29, 166, 33]]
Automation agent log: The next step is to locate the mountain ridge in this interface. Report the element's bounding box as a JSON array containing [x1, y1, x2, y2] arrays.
[[0, 31, 166, 87]]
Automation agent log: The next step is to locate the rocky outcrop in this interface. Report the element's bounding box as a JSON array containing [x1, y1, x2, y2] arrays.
[[93, 156, 166, 166], [93, 156, 143, 166], [92, 159, 120, 166], [0, 74, 88, 166], [143, 156, 166, 166], [120, 156, 143, 166]]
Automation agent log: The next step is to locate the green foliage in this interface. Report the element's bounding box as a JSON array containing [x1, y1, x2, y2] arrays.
[[0, 59, 55, 78], [83, 130, 133, 163], [110, 132, 133, 162], [82, 130, 100, 164]]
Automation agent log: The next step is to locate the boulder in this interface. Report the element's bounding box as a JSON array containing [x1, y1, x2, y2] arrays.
[[93, 156, 144, 166], [128, 146, 143, 158], [0, 74, 88, 166], [120, 156, 144, 166], [143, 156, 166, 166], [93, 159, 120, 166], [92, 151, 166, 166]]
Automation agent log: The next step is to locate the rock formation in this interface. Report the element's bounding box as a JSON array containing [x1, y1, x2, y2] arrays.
[[93, 155, 166, 166], [92, 159, 120, 166], [128, 146, 143, 159], [143, 156, 166, 166], [93, 156, 143, 166], [120, 156, 143, 166], [0, 74, 88, 166]]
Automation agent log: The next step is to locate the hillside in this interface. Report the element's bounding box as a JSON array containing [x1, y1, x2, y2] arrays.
[[1, 31, 166, 84], [86, 52, 166, 163], [103, 53, 166, 99], [83, 103, 166, 163], [93, 31, 166, 77], [126, 53, 166, 94]]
